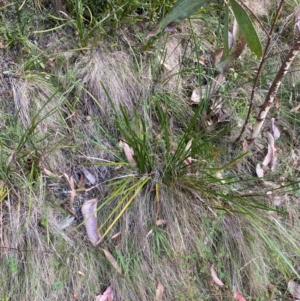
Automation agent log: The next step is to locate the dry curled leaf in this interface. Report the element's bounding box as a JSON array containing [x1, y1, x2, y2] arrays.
[[64, 173, 76, 207], [271, 118, 280, 140], [256, 163, 264, 178], [290, 103, 300, 113], [43, 168, 61, 178], [82, 168, 96, 185], [288, 280, 300, 299], [234, 291, 247, 301], [164, 22, 177, 33], [118, 141, 136, 165], [81, 199, 101, 247], [183, 139, 196, 165], [155, 219, 167, 226], [210, 264, 224, 287], [191, 87, 200, 103], [263, 132, 278, 171], [190, 86, 207, 103], [111, 231, 121, 239], [102, 248, 122, 275], [95, 285, 114, 301], [155, 282, 164, 301]]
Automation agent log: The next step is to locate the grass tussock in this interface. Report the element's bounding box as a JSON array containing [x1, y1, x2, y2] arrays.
[[74, 49, 152, 123]]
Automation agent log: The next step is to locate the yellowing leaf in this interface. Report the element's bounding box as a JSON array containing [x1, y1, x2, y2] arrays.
[[210, 264, 224, 287], [102, 248, 122, 275]]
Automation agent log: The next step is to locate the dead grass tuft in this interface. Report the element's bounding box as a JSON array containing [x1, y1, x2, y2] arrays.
[[74, 49, 152, 126]]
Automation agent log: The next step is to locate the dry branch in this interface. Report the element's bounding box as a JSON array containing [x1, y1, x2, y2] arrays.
[[249, 37, 300, 141]]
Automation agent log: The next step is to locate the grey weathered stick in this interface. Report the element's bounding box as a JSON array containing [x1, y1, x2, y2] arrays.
[[249, 37, 300, 141]]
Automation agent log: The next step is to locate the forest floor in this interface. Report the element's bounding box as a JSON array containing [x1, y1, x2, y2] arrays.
[[1, 1, 300, 300]]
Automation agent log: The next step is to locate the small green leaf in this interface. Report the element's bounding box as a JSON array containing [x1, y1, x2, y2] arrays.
[[158, 0, 212, 32], [230, 0, 262, 57]]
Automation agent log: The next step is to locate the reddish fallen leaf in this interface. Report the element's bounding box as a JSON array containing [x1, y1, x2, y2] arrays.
[[81, 199, 101, 247], [235, 291, 247, 301], [95, 285, 113, 301], [210, 264, 224, 287], [155, 282, 164, 301], [102, 248, 122, 275]]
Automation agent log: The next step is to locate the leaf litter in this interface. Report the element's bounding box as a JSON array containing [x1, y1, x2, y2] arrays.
[[81, 198, 102, 247]]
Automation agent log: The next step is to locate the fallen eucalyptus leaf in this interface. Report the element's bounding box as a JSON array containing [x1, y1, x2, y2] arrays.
[[82, 168, 96, 185], [95, 285, 114, 301], [234, 291, 247, 301], [102, 248, 122, 275], [256, 163, 264, 178], [118, 141, 136, 165], [82, 199, 101, 247], [155, 282, 164, 301], [210, 264, 224, 287], [271, 118, 280, 140], [288, 280, 300, 299], [156, 219, 167, 226]]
